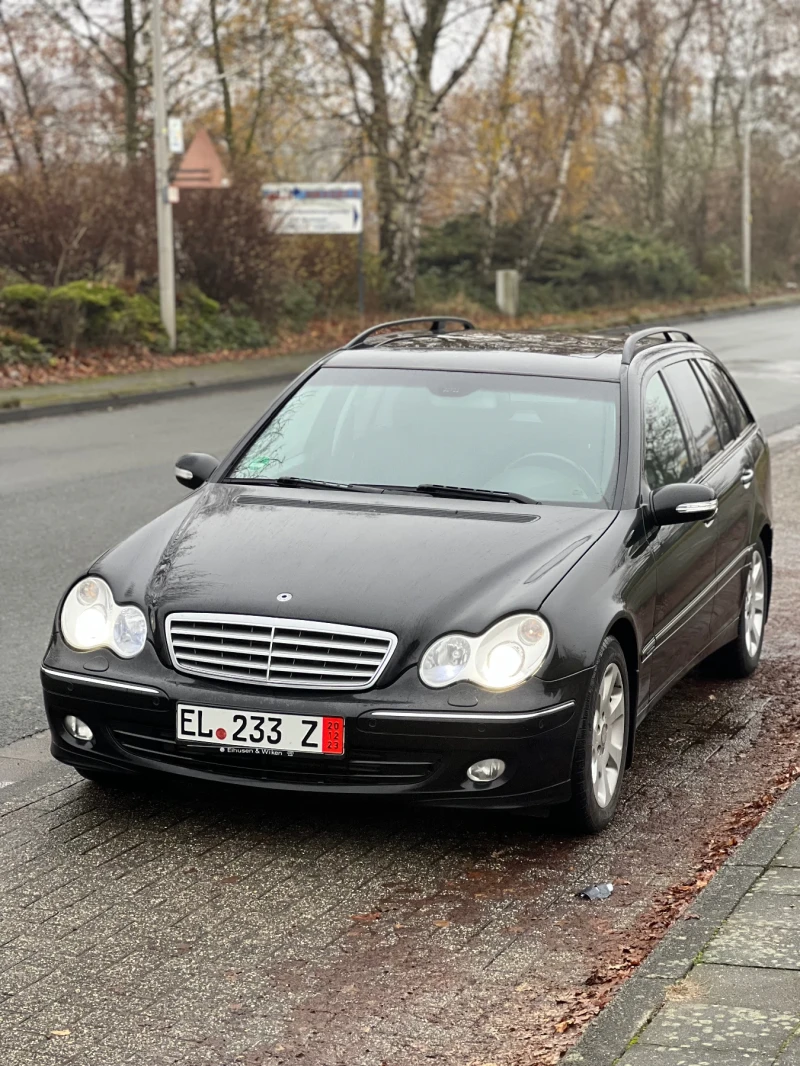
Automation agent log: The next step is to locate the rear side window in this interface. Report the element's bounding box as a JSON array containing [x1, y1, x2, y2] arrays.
[[699, 361, 752, 438], [662, 360, 722, 468], [692, 361, 733, 448], [644, 372, 692, 490]]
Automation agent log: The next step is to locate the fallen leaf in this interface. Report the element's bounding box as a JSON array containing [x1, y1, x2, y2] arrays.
[[555, 1019, 575, 1033], [221, 875, 241, 885], [351, 911, 381, 922], [433, 919, 451, 928], [49, 1030, 71, 1038]]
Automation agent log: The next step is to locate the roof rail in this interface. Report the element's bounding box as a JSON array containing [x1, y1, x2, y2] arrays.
[[621, 327, 696, 364], [341, 316, 475, 350]]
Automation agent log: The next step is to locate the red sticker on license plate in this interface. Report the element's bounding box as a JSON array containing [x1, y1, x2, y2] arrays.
[[322, 717, 344, 754]]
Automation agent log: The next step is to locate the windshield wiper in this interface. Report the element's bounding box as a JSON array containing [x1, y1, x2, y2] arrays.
[[266, 476, 374, 493], [236, 476, 537, 504], [355, 483, 538, 505], [415, 484, 538, 504]]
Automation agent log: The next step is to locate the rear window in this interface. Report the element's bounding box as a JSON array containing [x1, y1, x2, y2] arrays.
[[229, 367, 621, 507], [698, 361, 752, 438], [662, 360, 722, 469]]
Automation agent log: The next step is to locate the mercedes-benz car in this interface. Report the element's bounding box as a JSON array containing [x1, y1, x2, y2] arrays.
[[41, 317, 772, 831]]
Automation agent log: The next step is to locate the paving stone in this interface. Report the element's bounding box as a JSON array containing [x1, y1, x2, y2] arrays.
[[636, 1003, 798, 1055], [777, 1033, 800, 1064], [704, 895, 800, 969], [751, 868, 800, 895], [619, 1045, 772, 1065], [775, 830, 800, 868], [690, 963, 800, 1014]]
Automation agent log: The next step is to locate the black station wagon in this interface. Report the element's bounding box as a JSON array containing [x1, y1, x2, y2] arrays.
[[42, 317, 771, 831]]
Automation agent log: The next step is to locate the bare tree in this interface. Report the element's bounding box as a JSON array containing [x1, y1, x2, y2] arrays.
[[479, 0, 528, 279], [0, 1, 51, 172], [33, 0, 150, 165], [310, 0, 504, 306], [516, 0, 625, 270]]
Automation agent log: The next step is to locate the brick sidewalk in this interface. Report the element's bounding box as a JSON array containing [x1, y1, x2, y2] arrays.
[[567, 778, 800, 1066]]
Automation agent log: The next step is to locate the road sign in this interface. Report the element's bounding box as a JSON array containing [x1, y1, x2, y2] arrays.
[[175, 128, 230, 189], [168, 117, 184, 155], [262, 183, 363, 235]]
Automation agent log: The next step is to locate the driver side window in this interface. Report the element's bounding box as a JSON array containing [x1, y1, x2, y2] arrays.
[[644, 373, 692, 491]]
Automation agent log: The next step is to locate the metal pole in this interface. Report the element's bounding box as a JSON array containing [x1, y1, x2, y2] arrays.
[[152, 0, 177, 348], [741, 0, 753, 294], [358, 227, 365, 317]]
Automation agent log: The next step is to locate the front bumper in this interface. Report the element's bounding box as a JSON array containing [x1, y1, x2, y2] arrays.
[[41, 642, 592, 810]]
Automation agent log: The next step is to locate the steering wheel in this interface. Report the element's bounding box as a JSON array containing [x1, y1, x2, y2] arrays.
[[499, 451, 601, 499]]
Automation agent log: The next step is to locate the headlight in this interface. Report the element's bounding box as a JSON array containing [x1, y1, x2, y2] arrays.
[[61, 577, 148, 659], [419, 614, 551, 691]]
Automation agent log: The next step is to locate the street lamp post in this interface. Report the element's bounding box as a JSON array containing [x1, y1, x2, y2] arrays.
[[741, 0, 753, 295], [151, 0, 177, 349]]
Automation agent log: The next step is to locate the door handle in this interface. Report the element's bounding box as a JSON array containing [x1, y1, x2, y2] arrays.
[[741, 468, 754, 488]]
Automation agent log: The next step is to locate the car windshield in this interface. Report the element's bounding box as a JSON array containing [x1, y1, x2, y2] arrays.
[[228, 367, 620, 507]]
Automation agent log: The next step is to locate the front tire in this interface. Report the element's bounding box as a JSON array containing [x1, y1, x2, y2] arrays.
[[712, 540, 768, 678], [564, 636, 629, 833]]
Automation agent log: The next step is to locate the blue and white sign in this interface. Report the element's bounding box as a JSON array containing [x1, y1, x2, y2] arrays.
[[262, 182, 363, 235]]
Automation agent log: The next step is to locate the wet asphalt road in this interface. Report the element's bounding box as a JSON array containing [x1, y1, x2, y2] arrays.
[[1, 302, 799, 747]]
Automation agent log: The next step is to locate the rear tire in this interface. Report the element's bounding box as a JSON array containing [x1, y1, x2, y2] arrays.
[[563, 636, 629, 834], [711, 539, 768, 678]]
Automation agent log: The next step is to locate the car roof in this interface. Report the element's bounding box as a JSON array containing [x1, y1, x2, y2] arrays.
[[326, 329, 624, 381]]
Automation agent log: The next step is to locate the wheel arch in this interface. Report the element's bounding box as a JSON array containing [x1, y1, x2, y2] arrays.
[[605, 615, 640, 768], [758, 523, 773, 622]]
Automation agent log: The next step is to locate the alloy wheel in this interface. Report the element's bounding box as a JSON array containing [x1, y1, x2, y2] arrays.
[[591, 662, 625, 808], [744, 549, 766, 658]]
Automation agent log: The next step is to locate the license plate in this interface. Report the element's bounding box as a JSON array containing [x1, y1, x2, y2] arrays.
[[176, 704, 344, 756]]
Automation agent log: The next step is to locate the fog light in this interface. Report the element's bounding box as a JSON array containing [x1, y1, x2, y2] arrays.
[[467, 758, 506, 783], [64, 715, 93, 742]]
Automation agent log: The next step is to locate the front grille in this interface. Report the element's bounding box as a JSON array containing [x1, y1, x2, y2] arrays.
[[165, 613, 397, 690], [112, 724, 438, 786]]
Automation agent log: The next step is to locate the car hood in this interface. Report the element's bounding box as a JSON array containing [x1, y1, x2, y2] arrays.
[[95, 483, 616, 649]]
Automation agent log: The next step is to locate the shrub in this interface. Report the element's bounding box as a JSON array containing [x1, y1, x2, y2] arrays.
[[174, 169, 279, 323], [0, 161, 156, 286], [44, 281, 129, 347], [279, 280, 321, 332], [0, 283, 48, 334], [418, 218, 700, 310], [0, 327, 49, 365], [104, 293, 167, 349]]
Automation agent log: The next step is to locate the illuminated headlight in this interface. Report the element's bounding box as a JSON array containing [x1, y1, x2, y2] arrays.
[[419, 614, 551, 692], [61, 577, 148, 659]]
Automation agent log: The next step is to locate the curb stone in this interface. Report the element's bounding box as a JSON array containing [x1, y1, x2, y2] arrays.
[[0, 350, 322, 424], [563, 777, 800, 1065]]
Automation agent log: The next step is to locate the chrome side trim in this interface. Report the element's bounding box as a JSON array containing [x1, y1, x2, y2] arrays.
[[676, 499, 718, 515], [369, 700, 575, 723], [41, 667, 161, 696]]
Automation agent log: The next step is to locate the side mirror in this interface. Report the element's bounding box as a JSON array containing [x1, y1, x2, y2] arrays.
[[650, 482, 718, 526], [175, 452, 219, 490]]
